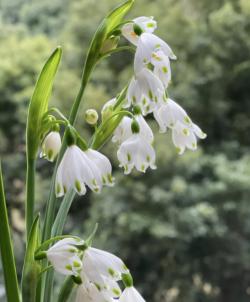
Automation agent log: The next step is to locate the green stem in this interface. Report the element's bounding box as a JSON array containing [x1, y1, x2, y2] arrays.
[[0, 162, 20, 302], [26, 157, 36, 240]]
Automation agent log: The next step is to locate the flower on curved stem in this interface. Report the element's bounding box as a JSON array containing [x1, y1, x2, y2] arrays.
[[40, 131, 61, 162], [122, 16, 157, 45], [55, 145, 113, 197], [134, 32, 177, 74], [46, 238, 83, 276], [117, 134, 156, 174], [153, 98, 207, 154], [113, 115, 153, 145], [125, 68, 166, 115]]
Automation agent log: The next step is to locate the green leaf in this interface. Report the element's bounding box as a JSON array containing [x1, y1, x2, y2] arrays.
[[26, 47, 62, 160], [22, 215, 41, 302], [0, 162, 21, 302], [57, 277, 76, 302]]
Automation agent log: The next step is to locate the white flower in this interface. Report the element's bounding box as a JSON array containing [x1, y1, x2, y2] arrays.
[[122, 16, 157, 45], [85, 149, 114, 186], [134, 33, 176, 74], [117, 134, 156, 174], [82, 247, 129, 285], [46, 238, 83, 276], [112, 116, 132, 144], [119, 287, 146, 302], [153, 98, 191, 133], [172, 121, 206, 155], [75, 275, 121, 302], [112, 115, 153, 144], [153, 99, 206, 154], [125, 68, 166, 115], [151, 49, 171, 88], [40, 131, 61, 162], [55, 145, 103, 197]]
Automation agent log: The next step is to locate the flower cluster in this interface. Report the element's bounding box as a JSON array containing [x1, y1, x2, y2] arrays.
[[39, 16, 206, 197], [45, 238, 145, 302]]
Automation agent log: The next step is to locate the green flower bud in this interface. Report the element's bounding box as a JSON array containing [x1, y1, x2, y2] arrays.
[[85, 109, 99, 125]]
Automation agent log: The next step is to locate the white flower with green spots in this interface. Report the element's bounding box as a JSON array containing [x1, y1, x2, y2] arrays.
[[113, 115, 153, 145], [117, 134, 156, 174], [82, 247, 129, 285], [55, 145, 113, 197], [40, 131, 61, 162], [122, 16, 157, 46], [153, 98, 206, 154], [46, 238, 83, 276], [125, 68, 166, 115], [134, 32, 176, 74]]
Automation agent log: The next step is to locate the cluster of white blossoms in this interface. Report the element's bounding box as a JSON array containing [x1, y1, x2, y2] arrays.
[[40, 16, 206, 197], [45, 238, 145, 302]]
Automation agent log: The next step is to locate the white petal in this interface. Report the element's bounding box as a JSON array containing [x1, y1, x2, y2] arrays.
[[119, 287, 146, 302]]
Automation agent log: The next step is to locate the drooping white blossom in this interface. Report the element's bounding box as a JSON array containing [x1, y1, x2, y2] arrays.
[[85, 149, 114, 186], [46, 238, 83, 276], [172, 121, 206, 155], [125, 68, 166, 115], [82, 247, 129, 285], [117, 134, 156, 174], [55, 145, 114, 197], [151, 49, 172, 88], [134, 32, 176, 74], [40, 131, 61, 162], [153, 98, 206, 154], [119, 287, 146, 302], [112, 115, 153, 144], [122, 16, 157, 45]]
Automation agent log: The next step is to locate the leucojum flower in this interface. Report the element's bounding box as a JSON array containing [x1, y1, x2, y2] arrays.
[[35, 12, 207, 302], [38, 235, 145, 302]]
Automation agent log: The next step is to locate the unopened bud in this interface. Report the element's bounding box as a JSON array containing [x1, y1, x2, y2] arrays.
[[85, 109, 99, 125], [101, 98, 116, 122], [40, 131, 61, 162]]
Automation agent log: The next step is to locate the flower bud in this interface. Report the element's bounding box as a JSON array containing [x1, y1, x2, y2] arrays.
[[100, 36, 120, 54], [40, 131, 61, 162], [85, 109, 99, 125], [101, 98, 116, 122]]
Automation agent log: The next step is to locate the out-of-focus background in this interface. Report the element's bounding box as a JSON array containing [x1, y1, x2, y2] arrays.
[[1, 0, 250, 301]]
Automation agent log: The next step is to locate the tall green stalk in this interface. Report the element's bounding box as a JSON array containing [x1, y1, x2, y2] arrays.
[[0, 162, 20, 302], [26, 157, 36, 239]]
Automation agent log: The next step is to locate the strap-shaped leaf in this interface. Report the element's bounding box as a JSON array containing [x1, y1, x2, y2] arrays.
[[26, 47, 62, 159], [22, 215, 41, 302], [0, 162, 20, 302]]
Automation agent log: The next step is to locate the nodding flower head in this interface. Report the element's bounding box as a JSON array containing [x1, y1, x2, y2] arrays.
[[117, 134, 156, 175], [122, 16, 157, 45], [46, 238, 83, 276], [125, 68, 166, 116], [55, 145, 113, 197], [40, 131, 61, 162]]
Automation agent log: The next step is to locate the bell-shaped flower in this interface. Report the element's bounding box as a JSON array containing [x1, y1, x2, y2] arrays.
[[40, 131, 61, 162], [55, 145, 103, 197], [113, 115, 153, 144], [117, 134, 156, 174], [153, 98, 206, 154], [134, 32, 176, 74], [125, 68, 166, 115], [122, 16, 157, 45], [85, 149, 114, 186], [82, 247, 129, 285], [172, 121, 206, 155], [46, 238, 83, 276], [119, 287, 146, 302], [153, 98, 192, 133], [151, 49, 171, 88]]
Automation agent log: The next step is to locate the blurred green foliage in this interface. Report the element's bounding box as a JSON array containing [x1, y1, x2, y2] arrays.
[[0, 0, 250, 301]]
